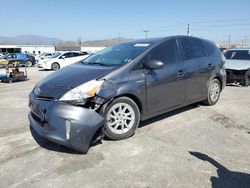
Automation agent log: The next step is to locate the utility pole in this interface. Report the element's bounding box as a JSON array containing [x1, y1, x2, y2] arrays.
[[118, 33, 122, 43], [187, 22, 190, 36], [78, 37, 82, 51], [143, 30, 149, 39], [244, 35, 248, 46], [228, 35, 231, 47]]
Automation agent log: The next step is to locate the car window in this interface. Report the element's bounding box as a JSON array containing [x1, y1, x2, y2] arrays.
[[80, 52, 88, 56], [180, 38, 206, 60], [71, 52, 80, 57], [60, 52, 72, 59], [224, 50, 250, 60], [149, 39, 179, 64], [8, 54, 16, 58], [203, 41, 216, 56]]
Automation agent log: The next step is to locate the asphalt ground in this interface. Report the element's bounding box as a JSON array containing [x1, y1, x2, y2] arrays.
[[0, 67, 249, 188]]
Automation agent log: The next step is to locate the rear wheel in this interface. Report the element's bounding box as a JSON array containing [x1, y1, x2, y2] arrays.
[[51, 63, 60, 71], [203, 79, 221, 106], [101, 97, 140, 140], [25, 61, 32, 67]]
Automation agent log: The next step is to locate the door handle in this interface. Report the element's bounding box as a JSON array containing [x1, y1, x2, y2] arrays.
[[177, 70, 185, 77], [208, 63, 214, 69]]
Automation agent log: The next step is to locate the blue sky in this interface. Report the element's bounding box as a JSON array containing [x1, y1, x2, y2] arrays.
[[1, 0, 250, 44]]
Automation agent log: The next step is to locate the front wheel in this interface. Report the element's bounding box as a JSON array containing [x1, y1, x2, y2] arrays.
[[25, 61, 32, 67], [51, 62, 60, 71], [101, 97, 140, 140], [203, 79, 221, 106]]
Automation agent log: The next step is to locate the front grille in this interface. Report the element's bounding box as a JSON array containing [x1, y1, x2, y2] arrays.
[[31, 112, 51, 132]]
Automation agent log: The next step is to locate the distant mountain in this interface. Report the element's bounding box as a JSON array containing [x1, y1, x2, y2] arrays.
[[0, 34, 63, 45], [0, 35, 132, 47], [83, 37, 132, 47]]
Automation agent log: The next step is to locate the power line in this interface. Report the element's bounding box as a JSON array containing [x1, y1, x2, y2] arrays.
[[192, 18, 250, 24]]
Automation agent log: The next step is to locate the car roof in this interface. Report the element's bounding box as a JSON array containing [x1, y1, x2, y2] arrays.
[[120, 35, 211, 45]]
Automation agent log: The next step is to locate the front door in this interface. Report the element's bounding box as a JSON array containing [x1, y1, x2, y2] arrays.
[[145, 39, 186, 114]]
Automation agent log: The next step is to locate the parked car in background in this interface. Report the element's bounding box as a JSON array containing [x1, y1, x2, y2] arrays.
[[29, 36, 226, 153], [37, 51, 89, 70], [0, 53, 36, 67], [35, 52, 54, 63], [0, 52, 9, 58], [0, 55, 9, 66], [224, 48, 250, 86]]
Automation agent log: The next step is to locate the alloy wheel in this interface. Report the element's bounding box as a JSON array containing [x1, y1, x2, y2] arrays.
[[210, 82, 220, 102], [106, 103, 135, 135]]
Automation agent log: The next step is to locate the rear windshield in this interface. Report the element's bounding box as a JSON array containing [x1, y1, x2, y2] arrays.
[[82, 42, 153, 66], [224, 50, 250, 60]]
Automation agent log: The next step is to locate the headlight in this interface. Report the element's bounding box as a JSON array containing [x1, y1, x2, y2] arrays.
[[59, 80, 104, 103]]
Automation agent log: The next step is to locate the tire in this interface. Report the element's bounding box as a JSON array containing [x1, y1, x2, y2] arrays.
[[25, 61, 32, 67], [51, 62, 60, 71], [203, 79, 221, 106], [101, 97, 140, 140]]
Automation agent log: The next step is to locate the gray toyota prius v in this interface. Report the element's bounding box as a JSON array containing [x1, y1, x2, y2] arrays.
[[29, 36, 227, 153]]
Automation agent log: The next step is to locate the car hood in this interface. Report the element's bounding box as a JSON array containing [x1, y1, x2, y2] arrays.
[[35, 63, 116, 99], [225, 59, 250, 70]]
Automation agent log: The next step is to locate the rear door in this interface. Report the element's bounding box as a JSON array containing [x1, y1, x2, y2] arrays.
[[145, 39, 186, 114], [178, 37, 210, 102]]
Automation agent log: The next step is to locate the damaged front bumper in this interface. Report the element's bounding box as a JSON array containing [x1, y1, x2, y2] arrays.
[[226, 69, 248, 85], [28, 92, 105, 153]]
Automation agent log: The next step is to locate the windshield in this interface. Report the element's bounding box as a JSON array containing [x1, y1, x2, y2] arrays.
[[51, 52, 62, 58], [82, 42, 152, 66], [224, 50, 250, 60]]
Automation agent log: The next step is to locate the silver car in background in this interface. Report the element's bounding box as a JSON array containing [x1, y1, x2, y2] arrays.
[[225, 48, 250, 86]]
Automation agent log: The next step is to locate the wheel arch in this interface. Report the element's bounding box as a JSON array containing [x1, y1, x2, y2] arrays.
[[113, 93, 143, 113], [213, 76, 223, 90], [101, 93, 143, 115]]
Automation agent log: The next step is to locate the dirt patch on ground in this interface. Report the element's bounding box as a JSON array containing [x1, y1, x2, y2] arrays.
[[210, 111, 250, 132]]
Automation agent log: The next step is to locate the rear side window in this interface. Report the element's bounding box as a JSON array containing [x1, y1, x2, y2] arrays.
[[180, 38, 206, 60], [149, 39, 179, 64], [203, 41, 216, 56], [71, 52, 80, 57], [224, 50, 250, 60]]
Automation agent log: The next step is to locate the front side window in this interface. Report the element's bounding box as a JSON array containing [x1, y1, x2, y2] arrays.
[[180, 38, 206, 60], [149, 39, 179, 64], [60, 52, 72, 59]]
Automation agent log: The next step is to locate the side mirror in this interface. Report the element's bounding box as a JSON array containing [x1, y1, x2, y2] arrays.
[[145, 60, 164, 70], [62, 56, 66, 59]]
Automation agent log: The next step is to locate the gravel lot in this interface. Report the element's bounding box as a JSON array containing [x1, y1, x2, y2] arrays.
[[0, 67, 250, 188]]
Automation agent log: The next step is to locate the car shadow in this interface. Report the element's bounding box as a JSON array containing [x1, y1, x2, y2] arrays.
[[29, 125, 82, 155], [139, 103, 200, 129], [189, 151, 250, 188], [37, 69, 52, 71]]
